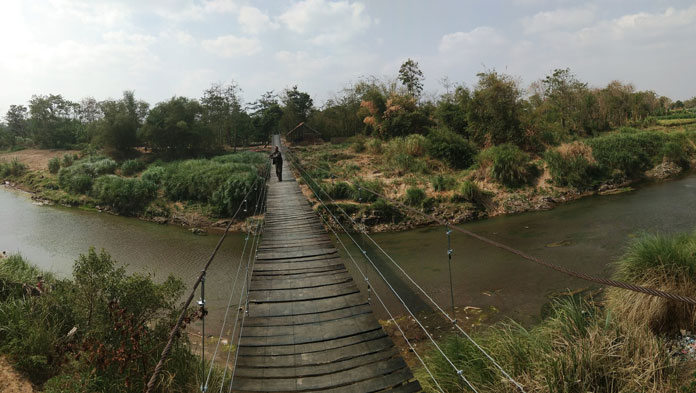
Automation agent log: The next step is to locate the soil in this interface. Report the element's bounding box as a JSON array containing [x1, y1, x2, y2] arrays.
[[0, 149, 79, 171], [0, 356, 34, 393]]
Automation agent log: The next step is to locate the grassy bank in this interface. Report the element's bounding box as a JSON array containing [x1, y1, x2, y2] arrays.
[[412, 230, 696, 392], [0, 251, 226, 392], [0, 149, 268, 228], [292, 125, 696, 232]]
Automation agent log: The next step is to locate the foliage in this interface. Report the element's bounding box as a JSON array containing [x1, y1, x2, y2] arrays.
[[398, 58, 424, 98], [608, 231, 696, 333], [435, 86, 470, 135], [426, 127, 478, 169], [404, 186, 426, 207], [28, 94, 82, 149], [587, 132, 666, 178], [57, 157, 117, 194], [48, 157, 61, 174], [369, 198, 403, 223], [468, 71, 524, 147], [201, 82, 243, 147], [324, 181, 353, 200], [544, 142, 598, 189], [478, 144, 537, 188], [62, 153, 74, 167], [0, 157, 28, 177], [141, 96, 213, 157], [280, 85, 314, 132], [94, 91, 148, 155], [351, 178, 384, 203], [431, 174, 456, 191], [0, 251, 203, 391], [91, 175, 156, 215], [120, 159, 145, 176], [454, 180, 488, 205]]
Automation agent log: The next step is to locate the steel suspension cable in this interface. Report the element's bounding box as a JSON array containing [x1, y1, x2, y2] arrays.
[[227, 183, 268, 393], [146, 175, 264, 393], [287, 150, 524, 391], [204, 176, 267, 391], [288, 148, 696, 307], [315, 205, 446, 393], [288, 154, 480, 392]]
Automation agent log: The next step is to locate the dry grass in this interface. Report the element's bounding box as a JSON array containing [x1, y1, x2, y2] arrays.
[[0, 149, 79, 171]]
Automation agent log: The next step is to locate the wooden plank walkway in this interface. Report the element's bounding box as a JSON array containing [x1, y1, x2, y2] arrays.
[[231, 136, 421, 392]]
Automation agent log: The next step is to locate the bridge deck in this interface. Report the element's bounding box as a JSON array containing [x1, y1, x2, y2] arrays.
[[231, 137, 421, 392]]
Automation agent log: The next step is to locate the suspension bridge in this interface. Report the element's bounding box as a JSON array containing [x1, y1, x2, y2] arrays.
[[146, 134, 696, 393]]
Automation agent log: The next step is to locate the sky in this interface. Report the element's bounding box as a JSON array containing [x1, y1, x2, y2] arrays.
[[1, 0, 695, 115]]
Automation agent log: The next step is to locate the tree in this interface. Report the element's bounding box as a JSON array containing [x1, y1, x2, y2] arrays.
[[249, 91, 283, 143], [141, 97, 212, 157], [398, 58, 424, 98], [201, 82, 243, 148], [541, 68, 588, 133], [5, 105, 29, 137], [28, 94, 81, 148], [468, 71, 524, 147], [280, 86, 313, 132], [435, 86, 470, 135], [95, 91, 148, 155]]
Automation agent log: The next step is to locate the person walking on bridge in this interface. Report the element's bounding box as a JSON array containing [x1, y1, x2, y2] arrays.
[[270, 146, 283, 182]]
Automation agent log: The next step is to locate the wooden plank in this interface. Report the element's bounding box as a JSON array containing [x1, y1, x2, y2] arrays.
[[248, 281, 360, 303]]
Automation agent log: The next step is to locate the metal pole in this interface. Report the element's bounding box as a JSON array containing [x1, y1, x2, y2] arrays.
[[446, 225, 456, 322], [198, 271, 206, 392]]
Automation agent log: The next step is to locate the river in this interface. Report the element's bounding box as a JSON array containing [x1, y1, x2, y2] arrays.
[[2, 174, 696, 334]]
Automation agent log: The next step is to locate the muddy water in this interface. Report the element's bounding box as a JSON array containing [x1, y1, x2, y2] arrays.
[[2, 174, 696, 334], [338, 175, 696, 325]]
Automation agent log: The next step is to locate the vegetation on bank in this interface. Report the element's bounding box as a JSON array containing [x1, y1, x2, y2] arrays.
[[0, 150, 267, 224], [0, 250, 220, 392], [415, 230, 696, 392]]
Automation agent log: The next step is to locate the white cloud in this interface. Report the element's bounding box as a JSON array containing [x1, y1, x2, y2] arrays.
[[202, 35, 261, 57], [238, 6, 279, 34], [46, 0, 131, 27], [439, 27, 506, 53], [522, 5, 597, 34], [278, 0, 372, 45], [155, 0, 238, 22]]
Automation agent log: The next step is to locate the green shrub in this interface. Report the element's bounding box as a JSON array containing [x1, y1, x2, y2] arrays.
[[404, 186, 426, 206], [0, 158, 27, 177], [91, 175, 157, 215], [209, 171, 259, 217], [62, 153, 74, 167], [426, 128, 478, 169], [369, 198, 403, 223], [452, 180, 488, 205], [48, 157, 61, 174], [352, 138, 366, 153], [351, 178, 384, 203], [325, 181, 353, 199], [431, 174, 456, 191], [366, 138, 382, 154], [57, 166, 93, 193], [141, 165, 166, 185], [478, 144, 537, 188], [587, 132, 666, 178], [211, 151, 267, 166], [404, 134, 427, 157], [545, 142, 599, 189], [661, 139, 690, 168], [89, 158, 118, 175], [120, 159, 145, 176]]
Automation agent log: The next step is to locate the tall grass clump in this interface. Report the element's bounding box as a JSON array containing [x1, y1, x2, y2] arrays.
[[431, 174, 456, 191], [140, 165, 166, 186], [478, 144, 537, 188], [383, 136, 429, 174], [369, 198, 403, 223], [48, 157, 61, 174], [324, 181, 353, 199], [607, 231, 696, 333], [417, 298, 678, 392], [366, 138, 382, 154], [587, 132, 666, 178], [544, 142, 599, 189], [0, 157, 27, 177], [453, 180, 488, 205], [404, 186, 426, 207], [351, 177, 385, 203], [120, 159, 146, 176], [91, 175, 157, 215], [426, 127, 478, 169]]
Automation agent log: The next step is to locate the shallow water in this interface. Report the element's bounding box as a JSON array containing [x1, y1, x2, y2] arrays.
[[1, 174, 696, 332]]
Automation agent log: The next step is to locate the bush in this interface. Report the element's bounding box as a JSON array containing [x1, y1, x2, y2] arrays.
[[661, 139, 690, 168], [545, 142, 599, 189], [57, 166, 93, 193], [91, 175, 157, 215], [0, 158, 27, 177], [607, 231, 696, 333], [352, 138, 365, 153], [404, 134, 427, 157], [478, 144, 537, 188], [366, 138, 382, 154], [426, 128, 478, 169], [325, 181, 353, 200], [456, 180, 487, 205], [48, 157, 61, 174], [587, 132, 666, 178], [404, 186, 426, 206], [369, 198, 403, 223], [141, 165, 166, 185], [351, 178, 384, 203], [62, 153, 74, 167], [120, 159, 145, 176], [431, 174, 456, 191]]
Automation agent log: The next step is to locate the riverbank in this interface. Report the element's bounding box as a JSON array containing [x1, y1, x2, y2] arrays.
[[0, 148, 268, 233], [290, 127, 696, 233]]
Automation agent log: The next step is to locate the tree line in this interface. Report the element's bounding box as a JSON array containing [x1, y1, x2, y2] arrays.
[[1, 60, 694, 158]]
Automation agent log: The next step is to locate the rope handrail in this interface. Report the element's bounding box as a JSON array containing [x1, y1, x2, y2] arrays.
[[145, 173, 265, 393], [287, 148, 696, 307], [289, 152, 482, 392]]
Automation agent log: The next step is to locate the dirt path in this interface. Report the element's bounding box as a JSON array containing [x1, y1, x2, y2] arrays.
[[0, 149, 79, 171], [0, 356, 34, 393]]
